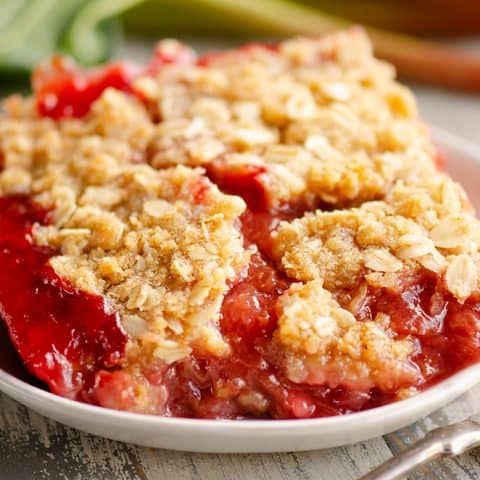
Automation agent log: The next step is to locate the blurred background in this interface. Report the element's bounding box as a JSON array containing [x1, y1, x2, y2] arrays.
[[0, 0, 479, 141]]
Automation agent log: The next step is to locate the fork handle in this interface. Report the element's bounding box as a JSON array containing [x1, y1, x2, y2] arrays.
[[359, 420, 480, 480]]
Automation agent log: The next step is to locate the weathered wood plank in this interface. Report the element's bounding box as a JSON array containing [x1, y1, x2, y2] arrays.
[[136, 437, 392, 480], [0, 391, 393, 480], [0, 393, 143, 480]]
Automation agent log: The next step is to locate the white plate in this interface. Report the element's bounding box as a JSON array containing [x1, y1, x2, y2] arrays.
[[1, 127, 480, 453]]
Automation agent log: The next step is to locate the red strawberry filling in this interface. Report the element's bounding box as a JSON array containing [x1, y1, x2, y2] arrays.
[[0, 196, 127, 399]]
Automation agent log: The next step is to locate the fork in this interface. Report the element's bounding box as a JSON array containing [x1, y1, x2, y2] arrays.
[[359, 415, 480, 480]]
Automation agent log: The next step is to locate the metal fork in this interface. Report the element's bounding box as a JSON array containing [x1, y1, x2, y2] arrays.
[[359, 415, 480, 480]]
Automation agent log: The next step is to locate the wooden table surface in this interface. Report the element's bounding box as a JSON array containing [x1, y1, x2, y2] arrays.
[[1, 38, 480, 480]]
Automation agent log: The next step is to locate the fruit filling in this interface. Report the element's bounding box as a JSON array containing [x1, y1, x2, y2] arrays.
[[0, 196, 127, 398], [1, 30, 480, 419]]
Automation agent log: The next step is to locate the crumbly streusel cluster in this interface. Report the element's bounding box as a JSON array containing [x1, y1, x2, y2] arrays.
[[1, 29, 479, 396]]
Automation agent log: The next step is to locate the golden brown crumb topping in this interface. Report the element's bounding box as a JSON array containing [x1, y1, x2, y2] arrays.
[[276, 280, 418, 391], [136, 30, 433, 208], [272, 176, 480, 301]]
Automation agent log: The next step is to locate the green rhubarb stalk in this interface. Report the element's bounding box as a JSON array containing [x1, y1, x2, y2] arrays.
[[0, 0, 140, 77], [63, 0, 146, 65]]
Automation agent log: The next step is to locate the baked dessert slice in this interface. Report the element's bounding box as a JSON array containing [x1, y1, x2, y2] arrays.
[[1, 29, 479, 418]]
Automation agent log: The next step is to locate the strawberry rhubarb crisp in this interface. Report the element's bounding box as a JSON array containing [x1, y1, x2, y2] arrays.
[[1, 29, 479, 419]]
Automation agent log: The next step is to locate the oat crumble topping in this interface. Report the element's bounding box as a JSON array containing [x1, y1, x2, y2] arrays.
[[136, 30, 434, 208], [276, 280, 418, 391], [272, 176, 480, 298]]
